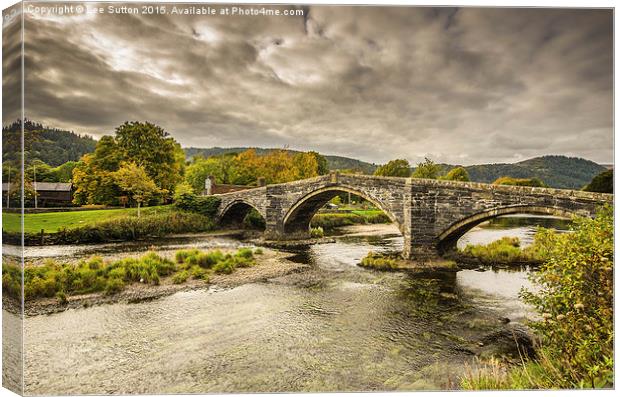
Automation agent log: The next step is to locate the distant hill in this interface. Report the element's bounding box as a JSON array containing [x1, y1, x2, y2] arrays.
[[462, 155, 607, 189], [2, 120, 97, 166], [184, 147, 379, 174]]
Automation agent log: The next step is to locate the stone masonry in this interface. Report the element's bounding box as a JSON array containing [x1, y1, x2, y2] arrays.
[[215, 172, 612, 260]]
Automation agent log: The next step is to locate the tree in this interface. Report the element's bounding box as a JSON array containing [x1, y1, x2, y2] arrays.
[[412, 158, 442, 179], [114, 121, 185, 195], [72, 121, 185, 205], [112, 162, 164, 217], [441, 166, 470, 182], [309, 151, 329, 175], [293, 152, 320, 179], [583, 169, 612, 193], [72, 155, 122, 206], [493, 176, 546, 187], [374, 159, 411, 177]]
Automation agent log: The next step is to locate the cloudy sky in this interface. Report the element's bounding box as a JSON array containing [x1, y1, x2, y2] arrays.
[[3, 2, 614, 165]]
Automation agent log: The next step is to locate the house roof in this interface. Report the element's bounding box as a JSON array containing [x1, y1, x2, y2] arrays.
[[2, 182, 72, 191]]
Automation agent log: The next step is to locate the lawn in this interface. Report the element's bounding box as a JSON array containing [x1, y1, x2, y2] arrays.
[[2, 205, 174, 233]]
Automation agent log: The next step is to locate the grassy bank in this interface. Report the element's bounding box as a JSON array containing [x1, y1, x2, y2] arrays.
[[311, 210, 390, 230], [4, 210, 216, 245], [2, 205, 173, 233], [2, 248, 261, 301]]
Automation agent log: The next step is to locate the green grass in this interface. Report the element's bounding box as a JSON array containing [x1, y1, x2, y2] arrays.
[[459, 236, 542, 264], [3, 247, 259, 301], [2, 205, 174, 233]]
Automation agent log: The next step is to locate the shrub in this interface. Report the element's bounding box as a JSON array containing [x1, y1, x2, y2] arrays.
[[462, 205, 614, 389], [175, 193, 221, 217], [56, 211, 216, 244], [359, 252, 400, 270], [213, 259, 236, 274], [310, 226, 324, 238], [171, 271, 189, 284], [460, 237, 532, 263], [104, 278, 125, 295], [243, 208, 266, 229]]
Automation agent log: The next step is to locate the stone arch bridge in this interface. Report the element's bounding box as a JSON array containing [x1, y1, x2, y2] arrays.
[[214, 173, 612, 260]]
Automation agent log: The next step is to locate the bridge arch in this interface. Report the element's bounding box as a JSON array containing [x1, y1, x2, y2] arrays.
[[218, 200, 266, 228], [436, 205, 576, 253], [282, 185, 401, 238]]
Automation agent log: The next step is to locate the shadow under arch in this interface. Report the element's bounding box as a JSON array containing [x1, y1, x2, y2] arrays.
[[219, 200, 266, 229], [436, 205, 575, 254], [282, 185, 401, 237]]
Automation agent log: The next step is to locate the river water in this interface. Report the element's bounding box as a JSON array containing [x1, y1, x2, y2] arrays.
[[14, 215, 570, 394]]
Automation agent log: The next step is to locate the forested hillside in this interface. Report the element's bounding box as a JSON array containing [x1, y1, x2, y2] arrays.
[[2, 120, 97, 166], [464, 155, 607, 189]]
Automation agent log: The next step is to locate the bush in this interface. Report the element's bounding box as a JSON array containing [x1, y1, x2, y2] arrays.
[[462, 205, 614, 389], [243, 208, 266, 229], [460, 237, 535, 263], [104, 278, 125, 295], [171, 271, 189, 284], [213, 259, 236, 274], [175, 193, 221, 217], [359, 252, 400, 270], [583, 170, 613, 193], [310, 226, 324, 238], [55, 211, 216, 244]]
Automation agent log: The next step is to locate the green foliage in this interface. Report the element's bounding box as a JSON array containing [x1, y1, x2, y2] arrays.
[[359, 252, 399, 270], [72, 121, 184, 205], [412, 158, 442, 179], [9, 247, 257, 301], [493, 176, 546, 187], [441, 166, 470, 182], [374, 159, 411, 177], [171, 271, 189, 284], [172, 182, 195, 202], [466, 155, 606, 189], [310, 226, 325, 238], [243, 208, 266, 229], [174, 192, 221, 217], [462, 206, 614, 389], [112, 162, 165, 216], [310, 211, 390, 230], [184, 147, 379, 175], [460, 236, 542, 264], [2, 120, 97, 167], [54, 211, 215, 244], [583, 169, 613, 193]]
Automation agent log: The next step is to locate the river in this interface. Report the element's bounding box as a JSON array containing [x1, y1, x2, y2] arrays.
[[10, 215, 570, 394]]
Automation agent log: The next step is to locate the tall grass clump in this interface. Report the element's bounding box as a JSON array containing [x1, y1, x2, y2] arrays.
[[13, 247, 260, 301], [359, 252, 400, 270], [461, 205, 613, 389], [460, 237, 538, 264]]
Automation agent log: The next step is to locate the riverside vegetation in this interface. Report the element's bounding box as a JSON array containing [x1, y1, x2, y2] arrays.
[[461, 206, 613, 389], [2, 247, 262, 301]]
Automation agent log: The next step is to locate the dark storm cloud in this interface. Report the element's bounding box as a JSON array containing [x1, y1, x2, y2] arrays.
[[13, 3, 613, 164]]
